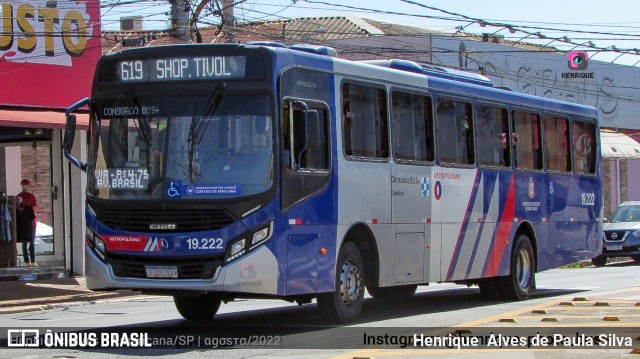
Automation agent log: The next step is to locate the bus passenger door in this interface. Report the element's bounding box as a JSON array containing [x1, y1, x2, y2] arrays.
[[280, 99, 332, 295]]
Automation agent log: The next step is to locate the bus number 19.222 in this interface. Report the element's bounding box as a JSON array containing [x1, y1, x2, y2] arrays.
[[187, 237, 223, 250], [581, 192, 595, 206]]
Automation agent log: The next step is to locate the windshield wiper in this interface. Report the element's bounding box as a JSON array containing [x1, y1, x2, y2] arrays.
[[123, 91, 151, 142], [124, 91, 154, 168], [186, 84, 224, 182]]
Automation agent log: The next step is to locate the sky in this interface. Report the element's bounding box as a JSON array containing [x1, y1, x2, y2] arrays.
[[99, 0, 640, 66]]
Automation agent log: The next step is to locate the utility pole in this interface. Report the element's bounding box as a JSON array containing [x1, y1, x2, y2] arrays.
[[221, 0, 235, 43], [171, 0, 191, 43]]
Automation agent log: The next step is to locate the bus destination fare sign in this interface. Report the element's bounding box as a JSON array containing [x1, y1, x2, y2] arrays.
[[115, 56, 247, 82]]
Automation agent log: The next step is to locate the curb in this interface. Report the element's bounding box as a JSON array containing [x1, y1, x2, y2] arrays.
[[0, 294, 152, 315]]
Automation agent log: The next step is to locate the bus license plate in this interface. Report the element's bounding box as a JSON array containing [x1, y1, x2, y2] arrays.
[[146, 266, 178, 278], [606, 245, 622, 251]]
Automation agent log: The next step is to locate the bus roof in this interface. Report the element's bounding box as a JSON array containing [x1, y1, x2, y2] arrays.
[[261, 43, 599, 119], [102, 43, 599, 121], [360, 59, 494, 87]]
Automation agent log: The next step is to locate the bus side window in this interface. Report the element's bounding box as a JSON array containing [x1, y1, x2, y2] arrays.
[[282, 102, 295, 169], [500, 111, 511, 167], [512, 110, 543, 170], [391, 91, 434, 163], [302, 108, 329, 170], [543, 115, 571, 172], [572, 120, 596, 174], [476, 104, 509, 167], [282, 101, 329, 171], [436, 98, 474, 165], [342, 83, 389, 160]]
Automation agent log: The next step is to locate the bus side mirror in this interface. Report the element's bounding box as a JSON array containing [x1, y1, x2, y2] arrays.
[[63, 97, 89, 172], [63, 114, 76, 151]]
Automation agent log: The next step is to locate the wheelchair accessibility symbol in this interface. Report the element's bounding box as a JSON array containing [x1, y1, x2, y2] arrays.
[[167, 181, 182, 198]]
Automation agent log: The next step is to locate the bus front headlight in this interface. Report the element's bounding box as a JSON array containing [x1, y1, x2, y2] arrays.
[[226, 238, 247, 263], [225, 222, 274, 263], [86, 228, 106, 262], [94, 237, 106, 260], [250, 222, 273, 248]]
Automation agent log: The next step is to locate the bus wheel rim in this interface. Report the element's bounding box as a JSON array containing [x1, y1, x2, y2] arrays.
[[517, 247, 532, 289], [340, 261, 361, 304]]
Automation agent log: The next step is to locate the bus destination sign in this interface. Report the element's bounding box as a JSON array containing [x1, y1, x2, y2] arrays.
[[116, 56, 246, 82]]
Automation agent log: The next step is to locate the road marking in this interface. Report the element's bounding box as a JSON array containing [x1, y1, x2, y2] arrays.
[[328, 287, 640, 358], [457, 296, 640, 328]]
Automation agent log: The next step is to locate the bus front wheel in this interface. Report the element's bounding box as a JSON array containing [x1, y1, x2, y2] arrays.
[[500, 234, 535, 301], [317, 242, 365, 323], [173, 294, 222, 321]]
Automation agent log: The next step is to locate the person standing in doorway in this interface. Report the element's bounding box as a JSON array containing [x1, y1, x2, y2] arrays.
[[16, 179, 37, 267]]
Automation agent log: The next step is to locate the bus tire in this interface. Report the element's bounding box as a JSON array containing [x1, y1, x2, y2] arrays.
[[478, 278, 503, 300], [317, 242, 365, 323], [500, 234, 535, 301], [591, 255, 607, 267], [367, 284, 417, 302], [173, 294, 222, 321]]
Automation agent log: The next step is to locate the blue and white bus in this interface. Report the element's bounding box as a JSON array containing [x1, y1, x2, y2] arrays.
[[64, 42, 602, 323]]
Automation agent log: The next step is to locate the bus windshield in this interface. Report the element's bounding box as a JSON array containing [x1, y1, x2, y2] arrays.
[[88, 93, 274, 200]]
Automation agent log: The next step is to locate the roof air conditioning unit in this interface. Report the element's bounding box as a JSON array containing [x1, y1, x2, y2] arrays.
[[120, 16, 144, 31]]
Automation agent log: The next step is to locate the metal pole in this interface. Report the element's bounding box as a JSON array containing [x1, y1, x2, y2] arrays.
[[616, 159, 621, 207], [171, 0, 191, 43], [222, 0, 235, 43]]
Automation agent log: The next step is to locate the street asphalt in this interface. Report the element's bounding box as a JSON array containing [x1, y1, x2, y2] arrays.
[[0, 270, 144, 314]]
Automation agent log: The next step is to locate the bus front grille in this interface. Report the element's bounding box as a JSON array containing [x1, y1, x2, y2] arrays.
[[108, 254, 223, 280], [99, 208, 235, 232]]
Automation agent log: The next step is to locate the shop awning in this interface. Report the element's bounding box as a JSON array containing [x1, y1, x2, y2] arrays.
[[0, 109, 89, 130], [600, 130, 640, 159]]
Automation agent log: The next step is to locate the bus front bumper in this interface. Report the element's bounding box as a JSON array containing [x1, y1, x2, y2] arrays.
[[84, 245, 279, 296]]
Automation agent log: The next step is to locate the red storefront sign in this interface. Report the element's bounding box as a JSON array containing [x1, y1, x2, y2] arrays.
[[0, 0, 101, 109]]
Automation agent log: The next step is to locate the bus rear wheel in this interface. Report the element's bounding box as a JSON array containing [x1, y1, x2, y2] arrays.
[[500, 234, 535, 301], [173, 294, 222, 321], [317, 242, 365, 323]]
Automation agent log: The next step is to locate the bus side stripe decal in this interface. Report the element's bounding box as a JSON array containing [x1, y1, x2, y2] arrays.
[[466, 215, 487, 277], [465, 172, 498, 278], [445, 169, 481, 281], [483, 174, 515, 277]]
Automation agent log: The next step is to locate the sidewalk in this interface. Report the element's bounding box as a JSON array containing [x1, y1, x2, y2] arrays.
[[0, 269, 144, 314]]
